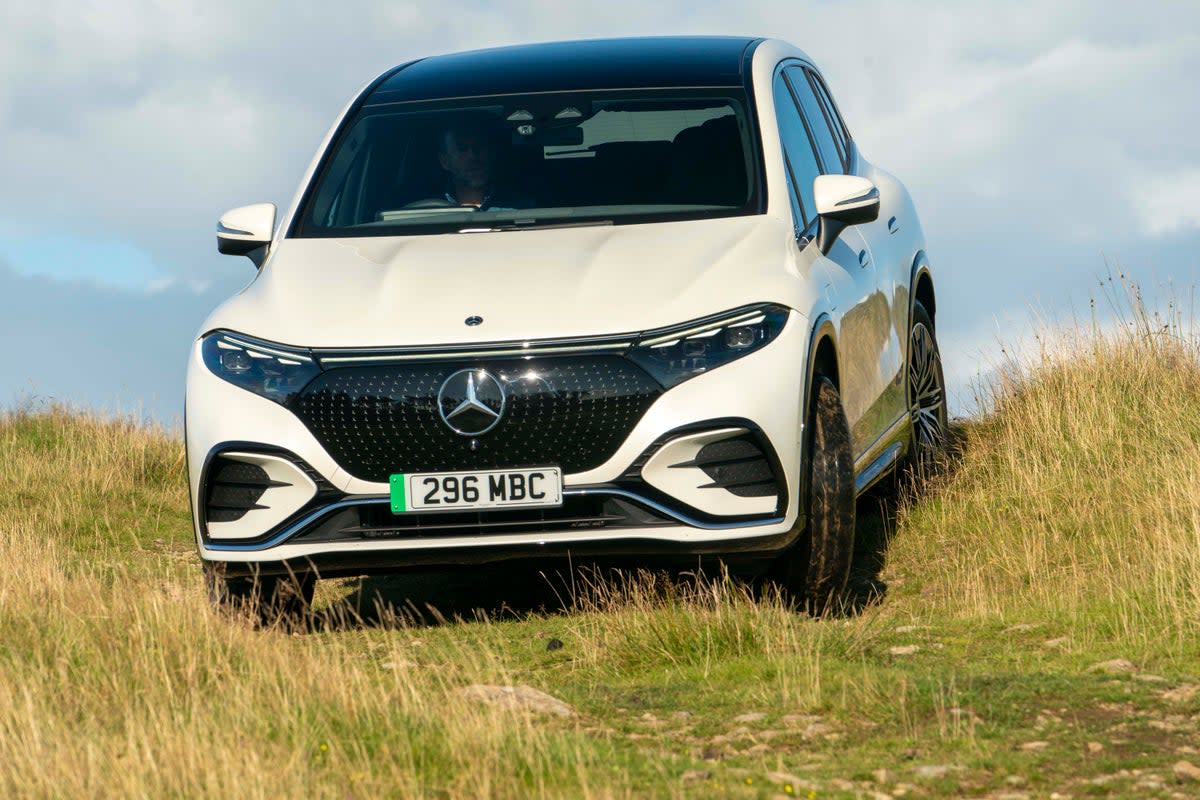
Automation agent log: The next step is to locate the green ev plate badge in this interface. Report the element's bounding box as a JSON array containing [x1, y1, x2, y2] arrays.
[[389, 474, 407, 513]]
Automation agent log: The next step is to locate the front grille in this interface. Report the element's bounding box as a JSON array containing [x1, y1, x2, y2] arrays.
[[291, 356, 662, 482], [292, 494, 673, 544], [204, 457, 284, 522]]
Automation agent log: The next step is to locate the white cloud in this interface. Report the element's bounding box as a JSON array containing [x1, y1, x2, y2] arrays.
[[1133, 168, 1200, 237]]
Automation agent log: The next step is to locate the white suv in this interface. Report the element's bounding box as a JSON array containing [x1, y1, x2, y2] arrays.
[[189, 36, 945, 621]]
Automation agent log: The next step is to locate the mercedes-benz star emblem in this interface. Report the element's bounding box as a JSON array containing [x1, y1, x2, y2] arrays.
[[437, 369, 506, 436]]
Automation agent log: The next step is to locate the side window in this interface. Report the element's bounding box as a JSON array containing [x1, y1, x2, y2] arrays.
[[772, 71, 822, 230], [806, 70, 852, 164], [784, 66, 844, 175]]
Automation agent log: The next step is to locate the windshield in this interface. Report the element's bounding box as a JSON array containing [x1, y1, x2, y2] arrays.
[[294, 90, 760, 237]]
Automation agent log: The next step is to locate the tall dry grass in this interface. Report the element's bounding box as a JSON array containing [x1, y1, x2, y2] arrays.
[[892, 284, 1200, 663]]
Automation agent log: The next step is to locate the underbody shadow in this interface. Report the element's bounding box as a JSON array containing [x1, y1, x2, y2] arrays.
[[304, 556, 734, 631], [844, 486, 898, 615], [309, 564, 577, 630]]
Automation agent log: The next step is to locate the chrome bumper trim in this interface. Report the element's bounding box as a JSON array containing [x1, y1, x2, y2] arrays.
[[202, 487, 785, 553]]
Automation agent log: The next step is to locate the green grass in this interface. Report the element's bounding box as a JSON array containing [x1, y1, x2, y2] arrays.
[[1, 301, 1198, 797]]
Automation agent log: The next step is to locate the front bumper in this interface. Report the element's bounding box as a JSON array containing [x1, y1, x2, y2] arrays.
[[186, 312, 809, 567]]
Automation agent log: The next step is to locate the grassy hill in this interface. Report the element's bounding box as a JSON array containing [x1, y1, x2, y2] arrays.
[[1, 312, 1197, 798]]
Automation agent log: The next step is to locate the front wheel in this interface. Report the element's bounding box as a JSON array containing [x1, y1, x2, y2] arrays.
[[203, 562, 315, 627], [772, 376, 856, 615]]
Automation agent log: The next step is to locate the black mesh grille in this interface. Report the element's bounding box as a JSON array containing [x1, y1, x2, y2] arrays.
[[204, 458, 277, 523], [693, 436, 777, 497], [291, 356, 662, 482]]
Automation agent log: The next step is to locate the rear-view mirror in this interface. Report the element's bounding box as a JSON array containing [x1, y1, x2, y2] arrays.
[[813, 175, 880, 255], [216, 203, 276, 267]]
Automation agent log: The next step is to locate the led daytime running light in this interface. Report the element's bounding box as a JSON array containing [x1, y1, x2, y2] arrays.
[[201, 331, 320, 406], [628, 304, 789, 388]]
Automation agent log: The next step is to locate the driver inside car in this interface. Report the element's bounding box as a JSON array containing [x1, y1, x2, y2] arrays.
[[437, 120, 534, 210]]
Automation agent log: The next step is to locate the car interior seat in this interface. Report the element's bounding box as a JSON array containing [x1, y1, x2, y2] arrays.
[[668, 115, 748, 207]]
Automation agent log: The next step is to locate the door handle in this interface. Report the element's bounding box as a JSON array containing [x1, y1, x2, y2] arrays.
[[858, 249, 870, 268], [887, 216, 900, 235]]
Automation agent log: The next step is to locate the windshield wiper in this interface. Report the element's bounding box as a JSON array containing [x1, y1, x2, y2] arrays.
[[457, 219, 614, 233]]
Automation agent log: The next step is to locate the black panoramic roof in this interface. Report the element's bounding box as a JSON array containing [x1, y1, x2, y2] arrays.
[[366, 36, 762, 105]]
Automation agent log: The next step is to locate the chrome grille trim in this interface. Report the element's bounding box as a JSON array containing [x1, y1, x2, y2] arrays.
[[316, 340, 630, 366], [313, 335, 633, 367], [307, 303, 777, 368]]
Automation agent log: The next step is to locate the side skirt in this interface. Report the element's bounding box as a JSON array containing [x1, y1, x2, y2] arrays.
[[853, 414, 911, 496]]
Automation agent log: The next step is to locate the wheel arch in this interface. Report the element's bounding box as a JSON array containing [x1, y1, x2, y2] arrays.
[[901, 252, 945, 472], [909, 251, 936, 329], [803, 314, 840, 410], [798, 314, 839, 522]]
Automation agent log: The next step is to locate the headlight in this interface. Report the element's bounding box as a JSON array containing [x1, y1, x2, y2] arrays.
[[200, 331, 320, 405], [627, 304, 790, 388]]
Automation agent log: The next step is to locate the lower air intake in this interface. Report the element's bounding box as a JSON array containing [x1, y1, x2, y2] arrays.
[[204, 457, 282, 522], [292, 494, 673, 544], [692, 435, 777, 497]]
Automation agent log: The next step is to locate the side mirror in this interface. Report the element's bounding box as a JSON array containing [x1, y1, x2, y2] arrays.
[[813, 175, 880, 255], [216, 203, 276, 267]]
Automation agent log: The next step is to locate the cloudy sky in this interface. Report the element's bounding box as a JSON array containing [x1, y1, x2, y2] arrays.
[[1, 0, 1197, 424]]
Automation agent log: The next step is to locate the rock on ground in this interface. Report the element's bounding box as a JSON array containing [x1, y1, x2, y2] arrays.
[[1174, 760, 1200, 783], [1163, 684, 1199, 704], [460, 684, 576, 717], [765, 770, 807, 787]]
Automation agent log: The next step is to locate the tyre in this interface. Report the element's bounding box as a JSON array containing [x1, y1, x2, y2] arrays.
[[906, 301, 947, 480], [772, 375, 856, 615], [204, 562, 315, 627]]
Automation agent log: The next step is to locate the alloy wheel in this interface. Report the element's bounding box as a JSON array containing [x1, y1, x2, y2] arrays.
[[908, 321, 946, 476]]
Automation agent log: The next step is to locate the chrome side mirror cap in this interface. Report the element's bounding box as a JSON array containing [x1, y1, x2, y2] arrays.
[[813, 175, 880, 255], [216, 203, 276, 267]]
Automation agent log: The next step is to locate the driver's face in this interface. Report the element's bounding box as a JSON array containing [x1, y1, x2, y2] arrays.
[[439, 130, 492, 190]]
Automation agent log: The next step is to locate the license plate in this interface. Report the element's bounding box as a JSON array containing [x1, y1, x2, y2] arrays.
[[390, 467, 563, 513]]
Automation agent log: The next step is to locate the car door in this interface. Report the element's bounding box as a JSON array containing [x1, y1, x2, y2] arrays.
[[800, 67, 908, 448], [774, 65, 895, 460], [772, 68, 878, 455]]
